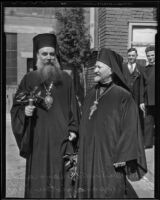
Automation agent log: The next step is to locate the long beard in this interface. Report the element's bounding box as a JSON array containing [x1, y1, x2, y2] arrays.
[[38, 62, 63, 86]]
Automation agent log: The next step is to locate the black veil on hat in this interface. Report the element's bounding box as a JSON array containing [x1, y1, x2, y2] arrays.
[[33, 33, 61, 69], [97, 48, 129, 90]]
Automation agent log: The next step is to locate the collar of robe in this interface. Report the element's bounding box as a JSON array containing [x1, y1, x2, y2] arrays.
[[96, 80, 113, 89]]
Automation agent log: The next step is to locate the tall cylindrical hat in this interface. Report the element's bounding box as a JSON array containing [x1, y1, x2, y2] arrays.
[[33, 33, 60, 69]]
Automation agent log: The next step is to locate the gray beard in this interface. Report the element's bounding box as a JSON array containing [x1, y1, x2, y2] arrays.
[[37, 62, 63, 86]]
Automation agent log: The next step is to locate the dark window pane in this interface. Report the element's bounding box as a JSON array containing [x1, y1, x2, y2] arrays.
[[6, 33, 17, 85], [6, 33, 17, 50]]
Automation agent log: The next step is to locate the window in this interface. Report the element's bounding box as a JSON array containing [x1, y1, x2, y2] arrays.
[[128, 22, 157, 66], [6, 33, 17, 85]]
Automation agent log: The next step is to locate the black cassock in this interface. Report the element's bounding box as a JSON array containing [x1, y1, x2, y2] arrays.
[[10, 71, 79, 198], [77, 83, 147, 198]]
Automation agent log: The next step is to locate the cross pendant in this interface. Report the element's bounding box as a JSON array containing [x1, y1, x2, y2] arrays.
[[88, 101, 98, 120]]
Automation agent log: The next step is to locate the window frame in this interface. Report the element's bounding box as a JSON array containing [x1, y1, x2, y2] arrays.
[[128, 21, 157, 48], [128, 21, 157, 65]]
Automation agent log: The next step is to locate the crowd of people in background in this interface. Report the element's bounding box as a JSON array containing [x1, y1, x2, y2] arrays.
[[122, 46, 155, 149]]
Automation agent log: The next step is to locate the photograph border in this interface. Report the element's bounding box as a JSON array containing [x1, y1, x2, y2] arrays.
[[1, 1, 160, 199]]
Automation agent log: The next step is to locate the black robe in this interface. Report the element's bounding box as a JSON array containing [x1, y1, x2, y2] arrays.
[[144, 64, 155, 106], [143, 64, 155, 148], [10, 71, 79, 198], [77, 83, 147, 198]]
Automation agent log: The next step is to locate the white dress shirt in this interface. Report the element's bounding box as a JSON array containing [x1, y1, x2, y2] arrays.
[[128, 63, 136, 74]]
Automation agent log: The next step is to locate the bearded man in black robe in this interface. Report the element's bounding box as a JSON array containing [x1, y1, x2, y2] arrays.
[[76, 48, 147, 198], [10, 33, 79, 198]]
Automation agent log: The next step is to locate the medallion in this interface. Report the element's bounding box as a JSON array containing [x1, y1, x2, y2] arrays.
[[44, 95, 53, 105], [43, 81, 54, 110]]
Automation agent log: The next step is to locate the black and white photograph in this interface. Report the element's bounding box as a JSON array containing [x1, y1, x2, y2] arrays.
[[1, 1, 160, 199]]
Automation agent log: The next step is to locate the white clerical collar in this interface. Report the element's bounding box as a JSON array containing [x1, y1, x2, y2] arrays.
[[101, 80, 112, 85]]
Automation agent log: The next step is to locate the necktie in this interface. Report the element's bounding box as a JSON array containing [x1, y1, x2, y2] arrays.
[[130, 64, 134, 74]]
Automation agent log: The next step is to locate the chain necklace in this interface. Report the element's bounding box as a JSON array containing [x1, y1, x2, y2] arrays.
[[43, 81, 54, 110], [88, 83, 114, 120]]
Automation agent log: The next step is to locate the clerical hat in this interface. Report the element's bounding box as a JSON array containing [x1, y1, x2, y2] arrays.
[[33, 33, 57, 51], [33, 33, 59, 68]]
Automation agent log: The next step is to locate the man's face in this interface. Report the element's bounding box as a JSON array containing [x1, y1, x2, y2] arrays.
[[94, 61, 112, 83], [146, 50, 155, 65], [127, 51, 137, 64], [37, 47, 56, 65], [36, 47, 62, 84]]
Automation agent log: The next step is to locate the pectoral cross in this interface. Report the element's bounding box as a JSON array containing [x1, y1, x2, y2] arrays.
[[88, 100, 98, 120]]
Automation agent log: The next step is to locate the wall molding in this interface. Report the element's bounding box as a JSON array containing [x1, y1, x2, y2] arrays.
[[21, 52, 33, 58], [4, 24, 53, 34]]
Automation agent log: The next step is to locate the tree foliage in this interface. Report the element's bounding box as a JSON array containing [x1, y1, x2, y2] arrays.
[[55, 8, 91, 70]]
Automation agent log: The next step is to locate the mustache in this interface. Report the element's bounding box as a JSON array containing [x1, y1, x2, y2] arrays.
[[46, 60, 53, 65]]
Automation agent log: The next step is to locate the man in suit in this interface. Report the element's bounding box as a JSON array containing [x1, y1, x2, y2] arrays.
[[140, 45, 155, 148], [122, 47, 145, 134]]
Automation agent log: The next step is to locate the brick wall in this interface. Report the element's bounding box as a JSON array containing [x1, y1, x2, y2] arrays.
[[85, 51, 98, 92]]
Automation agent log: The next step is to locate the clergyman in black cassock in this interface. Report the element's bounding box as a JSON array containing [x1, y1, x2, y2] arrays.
[[10, 33, 79, 198], [76, 48, 147, 198]]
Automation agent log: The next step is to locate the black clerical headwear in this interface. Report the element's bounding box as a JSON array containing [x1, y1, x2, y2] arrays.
[[97, 48, 129, 90], [33, 33, 60, 68], [33, 33, 57, 51]]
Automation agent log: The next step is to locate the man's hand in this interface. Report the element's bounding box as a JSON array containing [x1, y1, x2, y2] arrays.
[[68, 132, 77, 141], [25, 105, 36, 116], [113, 162, 126, 168]]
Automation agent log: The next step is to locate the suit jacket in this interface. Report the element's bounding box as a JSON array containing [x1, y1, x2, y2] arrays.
[[122, 63, 145, 106], [144, 64, 155, 106]]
